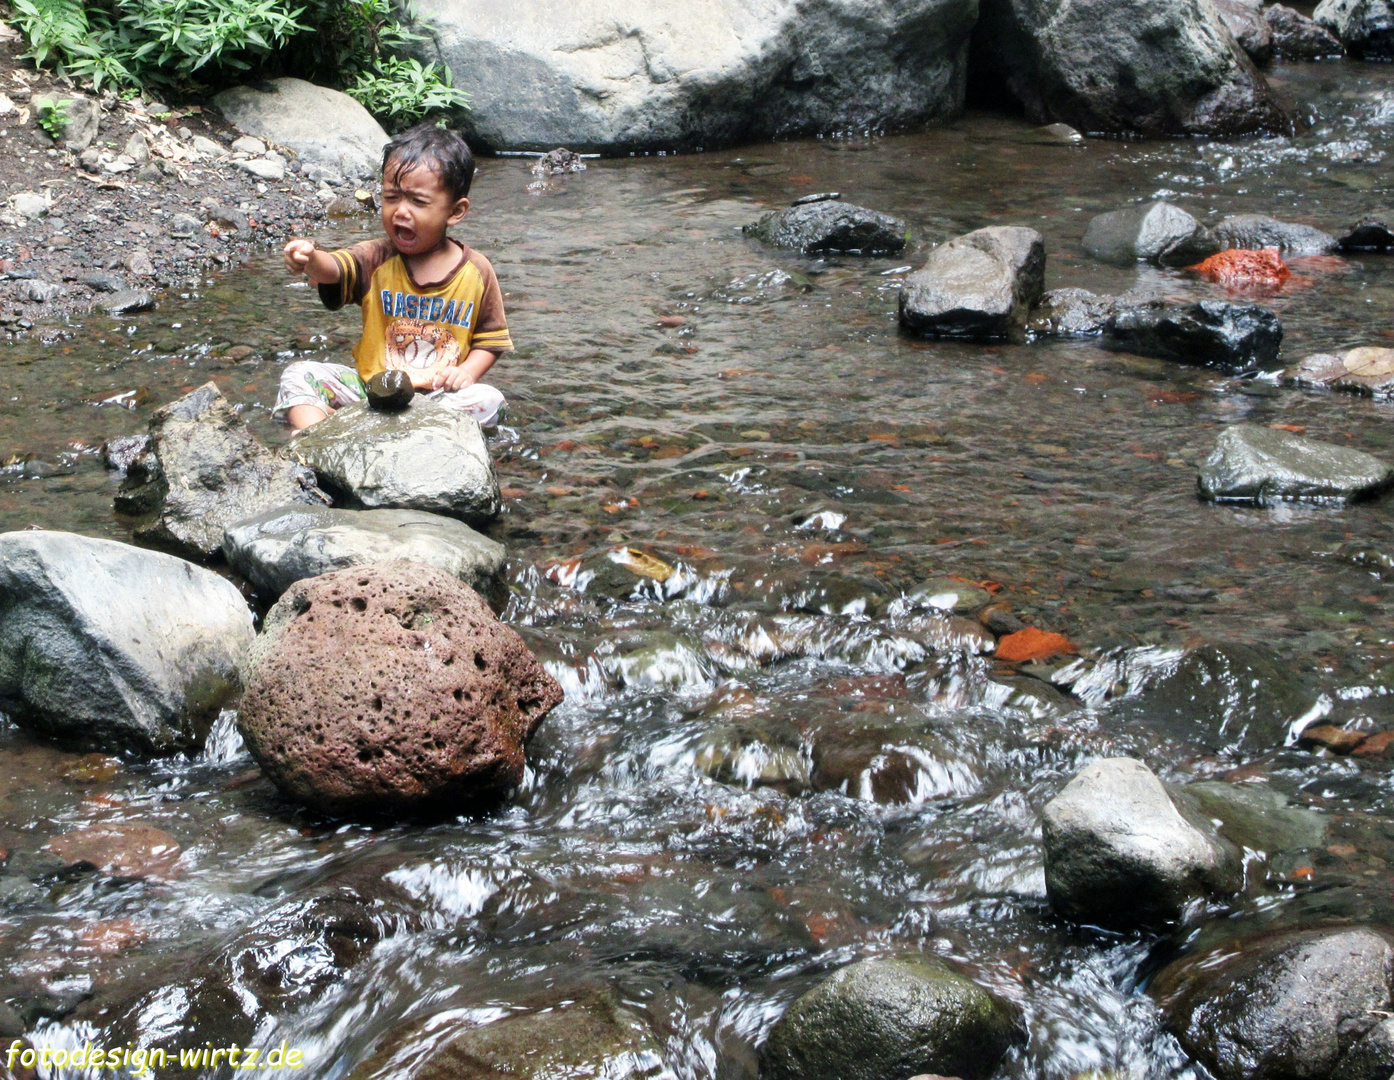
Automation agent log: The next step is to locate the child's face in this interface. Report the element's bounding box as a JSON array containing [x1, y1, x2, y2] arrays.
[[380, 157, 469, 257]]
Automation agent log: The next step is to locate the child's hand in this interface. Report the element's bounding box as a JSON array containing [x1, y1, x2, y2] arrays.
[[433, 365, 476, 392], [283, 238, 316, 275]]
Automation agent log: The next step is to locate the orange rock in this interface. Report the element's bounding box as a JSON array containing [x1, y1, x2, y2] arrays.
[[1354, 730, 1394, 757], [1191, 247, 1291, 290], [1298, 724, 1368, 754], [46, 822, 182, 879], [994, 627, 1076, 663]]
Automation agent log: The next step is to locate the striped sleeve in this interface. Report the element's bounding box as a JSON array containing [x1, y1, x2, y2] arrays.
[[467, 250, 513, 353], [317, 239, 394, 311]]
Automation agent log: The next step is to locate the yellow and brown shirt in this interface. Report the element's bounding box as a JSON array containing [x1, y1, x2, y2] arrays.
[[319, 238, 513, 385]]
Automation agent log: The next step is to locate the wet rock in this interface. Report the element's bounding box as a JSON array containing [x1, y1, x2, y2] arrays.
[[1284, 347, 1394, 398], [1315, 0, 1394, 58], [1215, 0, 1274, 64], [1191, 247, 1290, 290], [1185, 781, 1326, 853], [781, 571, 888, 616], [365, 369, 414, 410], [899, 226, 1045, 341], [1083, 203, 1208, 266], [222, 505, 506, 605], [46, 822, 181, 879], [1334, 1018, 1394, 1080], [95, 288, 154, 315], [1338, 215, 1394, 252], [759, 955, 1021, 1080], [213, 78, 388, 180], [531, 147, 587, 175], [1041, 757, 1242, 928], [289, 398, 500, 526], [906, 577, 991, 614], [1266, 4, 1346, 58], [1299, 722, 1369, 753], [419, 1, 978, 153], [1102, 300, 1283, 372], [1209, 213, 1338, 256], [348, 991, 666, 1080], [696, 723, 811, 792], [237, 562, 563, 816], [0, 530, 252, 754], [1152, 925, 1394, 1080], [969, 0, 1286, 137], [1197, 424, 1394, 505], [744, 197, 907, 256], [115, 382, 328, 558], [811, 727, 976, 804], [100, 433, 151, 473], [995, 627, 1074, 662], [1027, 287, 1116, 337], [59, 95, 100, 152], [1033, 121, 1084, 143]]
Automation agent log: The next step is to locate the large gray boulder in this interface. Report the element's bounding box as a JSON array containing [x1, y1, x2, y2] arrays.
[[969, 0, 1285, 137], [1081, 201, 1210, 265], [1103, 300, 1283, 373], [1266, 4, 1346, 58], [115, 382, 328, 558], [899, 226, 1045, 341], [744, 196, 906, 256], [289, 398, 500, 526], [0, 531, 253, 754], [212, 78, 389, 180], [1198, 424, 1394, 505], [1152, 925, 1394, 1080], [1041, 757, 1242, 929], [759, 955, 1021, 1080], [1315, 0, 1394, 58], [222, 505, 507, 605], [414, 0, 978, 152]]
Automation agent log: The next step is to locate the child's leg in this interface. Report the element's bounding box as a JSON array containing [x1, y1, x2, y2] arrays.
[[273, 361, 369, 429], [435, 383, 506, 427]]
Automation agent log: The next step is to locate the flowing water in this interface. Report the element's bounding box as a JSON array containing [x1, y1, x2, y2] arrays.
[[6, 60, 1394, 1079]]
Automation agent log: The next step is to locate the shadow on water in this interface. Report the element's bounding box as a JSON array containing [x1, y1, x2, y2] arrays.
[[5, 60, 1394, 1079]]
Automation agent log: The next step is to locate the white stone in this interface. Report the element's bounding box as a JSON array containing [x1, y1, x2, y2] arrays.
[[189, 134, 225, 158], [9, 191, 47, 218], [230, 134, 266, 155], [237, 158, 285, 181]]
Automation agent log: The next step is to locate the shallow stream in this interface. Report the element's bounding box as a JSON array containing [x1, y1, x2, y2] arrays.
[[5, 60, 1394, 1080]]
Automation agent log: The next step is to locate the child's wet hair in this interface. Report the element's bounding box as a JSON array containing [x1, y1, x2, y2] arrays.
[[381, 123, 475, 200]]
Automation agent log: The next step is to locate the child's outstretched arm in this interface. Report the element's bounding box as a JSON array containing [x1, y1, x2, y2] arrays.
[[434, 348, 498, 392], [283, 238, 343, 285]]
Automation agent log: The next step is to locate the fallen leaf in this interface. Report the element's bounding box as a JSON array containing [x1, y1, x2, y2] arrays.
[[1023, 372, 1047, 383], [1298, 724, 1368, 754], [892, 484, 911, 492], [609, 546, 675, 583], [1355, 730, 1394, 758], [1291, 866, 1315, 882], [499, 486, 526, 498], [656, 315, 686, 327], [1327, 844, 1358, 857], [798, 541, 868, 564], [995, 627, 1076, 662], [1270, 423, 1306, 434]]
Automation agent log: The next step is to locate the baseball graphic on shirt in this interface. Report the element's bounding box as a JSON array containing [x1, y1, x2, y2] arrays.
[[384, 318, 462, 388]]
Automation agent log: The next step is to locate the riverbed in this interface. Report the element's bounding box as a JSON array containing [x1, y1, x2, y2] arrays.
[[3, 58, 1394, 1080]]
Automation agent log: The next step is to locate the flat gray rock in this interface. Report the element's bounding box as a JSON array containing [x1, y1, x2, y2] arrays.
[[0, 531, 253, 754], [213, 78, 388, 180], [415, 0, 977, 152], [744, 198, 906, 255], [289, 398, 501, 526], [1209, 213, 1338, 256], [115, 382, 328, 558], [1184, 781, 1326, 854], [1027, 287, 1116, 337], [899, 225, 1045, 341], [1081, 201, 1207, 265], [1284, 347, 1394, 398], [760, 955, 1021, 1080], [1042, 757, 1242, 928], [223, 505, 507, 604], [970, 0, 1286, 136], [1315, 0, 1394, 57], [1198, 423, 1394, 505]]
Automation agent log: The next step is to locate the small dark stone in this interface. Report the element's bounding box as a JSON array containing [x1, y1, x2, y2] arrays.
[[1338, 215, 1394, 252], [1103, 300, 1283, 373], [79, 271, 125, 293], [365, 369, 415, 411], [531, 148, 587, 176], [1027, 288, 1116, 338], [745, 199, 907, 256]]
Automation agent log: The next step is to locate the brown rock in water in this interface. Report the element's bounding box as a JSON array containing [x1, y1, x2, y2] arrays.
[[46, 822, 182, 878], [365, 370, 414, 411], [237, 562, 563, 816], [1298, 723, 1368, 754]]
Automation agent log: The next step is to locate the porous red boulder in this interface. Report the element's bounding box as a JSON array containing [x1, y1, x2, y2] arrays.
[[237, 562, 563, 816], [1191, 247, 1291, 291]]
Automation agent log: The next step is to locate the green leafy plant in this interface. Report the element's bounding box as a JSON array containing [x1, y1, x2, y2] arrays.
[[346, 56, 468, 129], [32, 94, 71, 140]]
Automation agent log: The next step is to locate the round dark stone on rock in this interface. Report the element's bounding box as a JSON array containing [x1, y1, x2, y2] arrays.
[[366, 370, 415, 411]]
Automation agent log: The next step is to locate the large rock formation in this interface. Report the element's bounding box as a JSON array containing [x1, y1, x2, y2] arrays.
[[0, 531, 253, 754], [1041, 757, 1242, 929], [759, 955, 1021, 1080], [1152, 925, 1394, 1080], [237, 562, 563, 816], [970, 0, 1285, 137], [289, 398, 500, 526], [222, 505, 507, 606], [1314, 0, 1394, 58], [1081, 201, 1209, 265], [414, 0, 978, 152], [115, 382, 328, 559], [1266, 4, 1346, 58], [1198, 424, 1394, 505], [213, 78, 390, 180], [899, 226, 1045, 341]]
